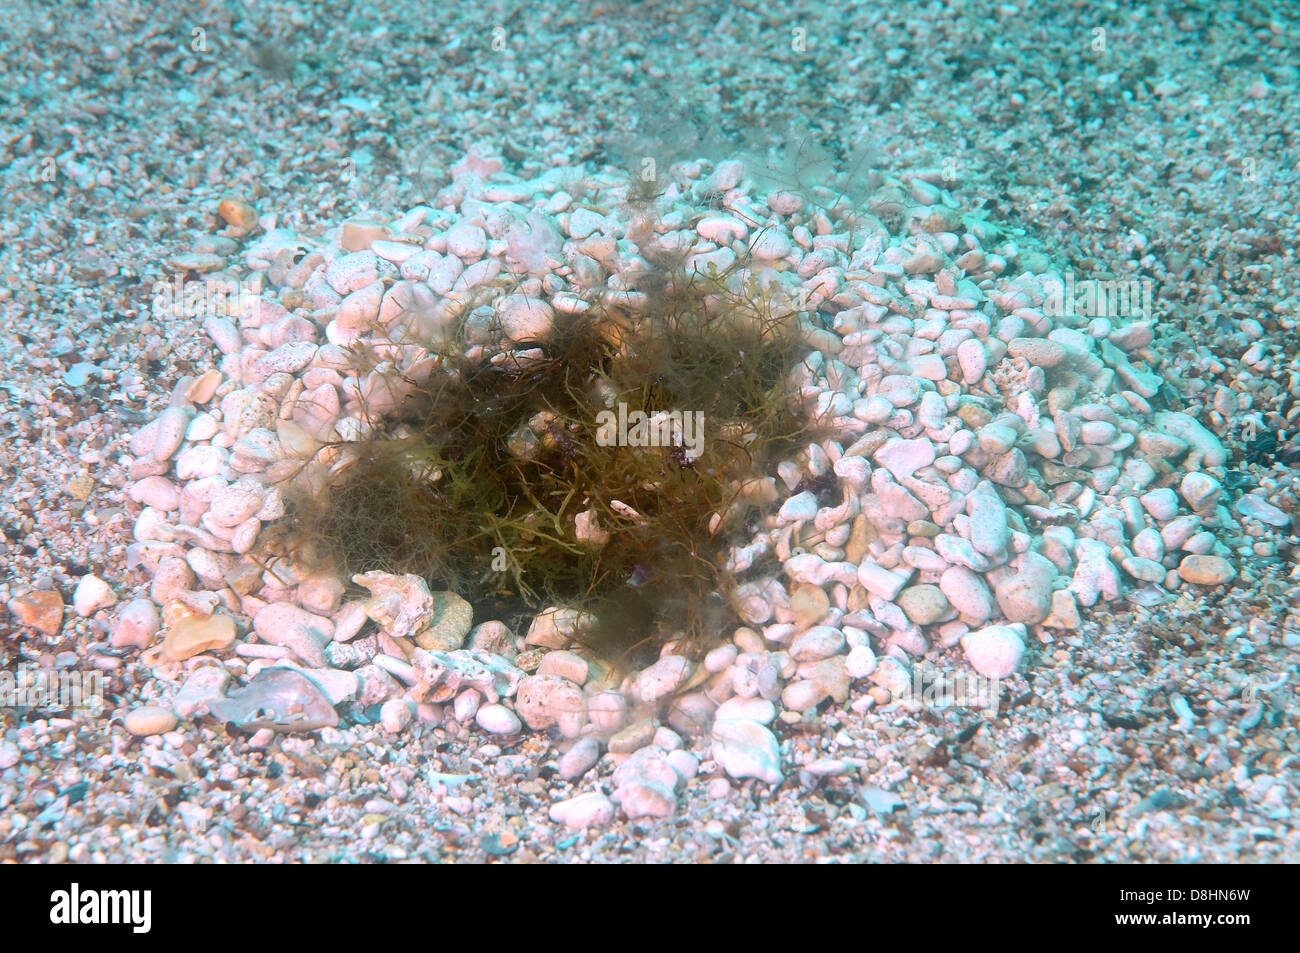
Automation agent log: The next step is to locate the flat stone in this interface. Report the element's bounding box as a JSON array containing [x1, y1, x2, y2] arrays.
[[125, 706, 178, 736], [162, 613, 237, 661], [1177, 555, 1236, 586], [873, 438, 936, 481], [1236, 494, 1289, 527], [549, 792, 615, 829], [7, 590, 64, 636]]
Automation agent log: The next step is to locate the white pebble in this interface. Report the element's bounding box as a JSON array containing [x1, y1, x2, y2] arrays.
[[475, 703, 521, 735], [73, 574, 116, 617], [961, 624, 1026, 679]]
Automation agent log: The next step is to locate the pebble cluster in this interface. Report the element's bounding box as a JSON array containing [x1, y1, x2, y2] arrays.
[[98, 150, 1292, 824]]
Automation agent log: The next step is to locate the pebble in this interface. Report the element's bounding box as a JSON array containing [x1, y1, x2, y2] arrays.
[[633, 655, 691, 703], [857, 561, 910, 600], [1179, 472, 1221, 511], [549, 792, 615, 829], [173, 666, 231, 717], [710, 718, 783, 784], [956, 338, 987, 383], [71, 574, 116, 617], [966, 481, 1010, 558], [789, 626, 845, 662], [896, 584, 950, 624], [715, 696, 777, 724], [7, 590, 64, 636], [993, 552, 1057, 625], [111, 598, 160, 649], [873, 438, 935, 481], [844, 643, 877, 679], [1235, 494, 1289, 527], [1177, 555, 1236, 586], [125, 706, 178, 736], [940, 566, 995, 622], [537, 650, 589, 685], [497, 294, 555, 342], [515, 674, 586, 737], [587, 691, 629, 735], [961, 624, 1026, 679], [612, 747, 680, 819], [380, 698, 417, 733], [475, 703, 522, 735], [162, 613, 237, 661], [557, 736, 602, 779]]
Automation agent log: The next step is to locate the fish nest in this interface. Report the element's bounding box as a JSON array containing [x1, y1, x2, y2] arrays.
[[258, 228, 829, 668]]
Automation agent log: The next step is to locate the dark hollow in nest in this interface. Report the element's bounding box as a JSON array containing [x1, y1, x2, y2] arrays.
[[262, 239, 828, 668]]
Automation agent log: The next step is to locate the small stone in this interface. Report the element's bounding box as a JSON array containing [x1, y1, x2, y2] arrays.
[[475, 703, 522, 735], [857, 561, 910, 600], [217, 197, 258, 230], [173, 666, 232, 717], [381, 698, 416, 733], [778, 491, 819, 523], [125, 706, 178, 736], [711, 719, 783, 784], [0, 741, 19, 769], [782, 678, 829, 711], [549, 792, 615, 829], [873, 438, 936, 481], [957, 339, 987, 384], [72, 574, 116, 618], [111, 599, 160, 649], [789, 583, 831, 629], [804, 656, 850, 704], [993, 553, 1057, 625], [609, 718, 658, 754], [469, 620, 518, 659], [789, 626, 846, 662], [1235, 494, 1289, 528], [632, 655, 691, 703], [525, 607, 592, 649], [1179, 472, 1221, 511], [339, 218, 391, 251], [715, 696, 777, 724], [939, 566, 995, 622], [151, 406, 192, 462], [537, 650, 589, 685], [557, 736, 602, 779], [896, 584, 949, 624], [1040, 589, 1081, 629], [497, 295, 555, 343], [1177, 555, 1236, 586], [612, 746, 680, 819], [7, 590, 64, 636], [961, 624, 1026, 679], [515, 674, 586, 737], [162, 613, 237, 661], [966, 480, 1010, 558], [587, 691, 629, 734], [845, 643, 877, 678], [1007, 337, 1067, 368]]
